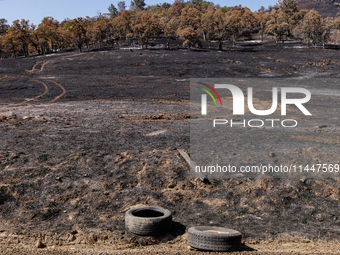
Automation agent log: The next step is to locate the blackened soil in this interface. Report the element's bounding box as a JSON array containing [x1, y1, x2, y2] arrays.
[[1, 43, 340, 253]]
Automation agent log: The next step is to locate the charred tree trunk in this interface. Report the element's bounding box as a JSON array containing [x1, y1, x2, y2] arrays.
[[78, 43, 82, 52]]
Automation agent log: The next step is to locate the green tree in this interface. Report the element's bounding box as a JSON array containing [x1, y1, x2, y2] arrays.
[[220, 7, 230, 13], [130, 0, 146, 10], [0, 18, 9, 35], [108, 4, 118, 17], [162, 2, 171, 9], [118, 1, 126, 12]]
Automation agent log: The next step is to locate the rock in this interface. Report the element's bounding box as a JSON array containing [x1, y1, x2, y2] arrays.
[[269, 152, 276, 157], [35, 240, 46, 248], [150, 114, 165, 120], [324, 59, 331, 65], [300, 178, 306, 183], [8, 154, 19, 160], [9, 114, 17, 119]]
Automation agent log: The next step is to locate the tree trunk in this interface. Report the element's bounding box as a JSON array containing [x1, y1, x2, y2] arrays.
[[23, 44, 28, 57], [218, 41, 222, 50], [33, 44, 41, 55]]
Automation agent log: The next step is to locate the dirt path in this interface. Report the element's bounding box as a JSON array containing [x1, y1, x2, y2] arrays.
[[27, 53, 86, 74], [9, 79, 49, 106], [1, 78, 66, 106], [46, 79, 66, 103]]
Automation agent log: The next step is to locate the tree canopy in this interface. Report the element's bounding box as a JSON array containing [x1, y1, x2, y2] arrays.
[[0, 0, 338, 58]]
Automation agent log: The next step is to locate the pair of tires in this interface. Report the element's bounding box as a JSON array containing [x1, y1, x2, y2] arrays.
[[125, 206, 242, 252]]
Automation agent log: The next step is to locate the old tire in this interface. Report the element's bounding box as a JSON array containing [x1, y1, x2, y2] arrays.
[[125, 206, 172, 236], [187, 226, 242, 251]]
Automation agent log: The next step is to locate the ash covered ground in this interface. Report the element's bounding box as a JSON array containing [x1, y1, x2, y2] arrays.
[[1, 43, 340, 254]]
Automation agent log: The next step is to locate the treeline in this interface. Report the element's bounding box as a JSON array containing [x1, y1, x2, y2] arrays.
[[0, 0, 340, 58]]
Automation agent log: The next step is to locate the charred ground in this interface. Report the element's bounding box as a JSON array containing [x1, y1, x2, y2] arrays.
[[1, 43, 340, 254]]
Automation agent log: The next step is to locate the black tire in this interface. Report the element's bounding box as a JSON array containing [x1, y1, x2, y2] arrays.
[[125, 206, 172, 236], [187, 226, 242, 252]]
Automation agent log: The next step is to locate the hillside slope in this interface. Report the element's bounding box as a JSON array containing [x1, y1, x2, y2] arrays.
[[298, 0, 340, 18]]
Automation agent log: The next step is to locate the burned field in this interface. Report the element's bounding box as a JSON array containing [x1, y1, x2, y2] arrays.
[[1, 44, 340, 253]]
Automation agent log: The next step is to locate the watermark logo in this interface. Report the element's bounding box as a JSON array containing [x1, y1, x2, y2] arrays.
[[190, 78, 336, 179], [198, 83, 312, 128], [198, 82, 223, 115], [200, 84, 311, 116]]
